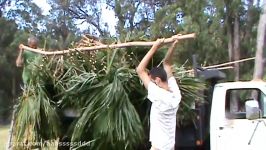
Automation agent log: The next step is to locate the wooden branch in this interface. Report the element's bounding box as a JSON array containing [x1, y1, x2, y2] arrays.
[[21, 33, 196, 55], [177, 66, 234, 74], [203, 57, 255, 69], [177, 57, 255, 74]]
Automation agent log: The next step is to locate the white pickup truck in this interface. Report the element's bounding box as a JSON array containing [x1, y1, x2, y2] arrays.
[[210, 81, 266, 150], [175, 55, 266, 150]]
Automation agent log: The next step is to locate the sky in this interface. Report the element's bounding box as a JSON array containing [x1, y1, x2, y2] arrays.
[[32, 0, 51, 15], [32, 0, 117, 35]]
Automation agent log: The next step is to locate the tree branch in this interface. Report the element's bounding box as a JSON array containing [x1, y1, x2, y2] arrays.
[[21, 33, 196, 55], [68, 5, 104, 35]]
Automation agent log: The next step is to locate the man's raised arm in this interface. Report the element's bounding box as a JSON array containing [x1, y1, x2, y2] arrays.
[[163, 40, 178, 78], [136, 39, 164, 89], [16, 44, 24, 67]]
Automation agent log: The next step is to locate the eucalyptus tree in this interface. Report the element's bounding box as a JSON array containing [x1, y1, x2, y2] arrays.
[[38, 0, 78, 50], [4, 0, 45, 34], [253, 0, 266, 80], [47, 0, 111, 37], [0, 0, 11, 17], [106, 0, 261, 80], [241, 0, 261, 75], [212, 0, 261, 80], [0, 18, 18, 123], [105, 0, 226, 65], [105, 0, 151, 38]]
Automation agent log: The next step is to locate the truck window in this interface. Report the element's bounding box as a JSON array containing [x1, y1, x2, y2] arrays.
[[225, 89, 262, 119]]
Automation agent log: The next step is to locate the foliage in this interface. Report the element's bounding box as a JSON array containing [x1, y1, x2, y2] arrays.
[[13, 57, 60, 148], [5, 0, 45, 33], [67, 51, 145, 150], [177, 76, 206, 126], [47, 0, 110, 36], [12, 39, 206, 149], [0, 0, 265, 149], [12, 46, 145, 149], [0, 18, 19, 123]]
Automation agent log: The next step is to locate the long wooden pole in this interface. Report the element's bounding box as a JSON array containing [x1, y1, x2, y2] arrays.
[[177, 66, 234, 74], [177, 57, 255, 74], [203, 57, 255, 69], [20, 33, 196, 55]]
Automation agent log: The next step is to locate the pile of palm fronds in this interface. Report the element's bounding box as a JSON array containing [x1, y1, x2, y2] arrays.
[[13, 36, 206, 150]]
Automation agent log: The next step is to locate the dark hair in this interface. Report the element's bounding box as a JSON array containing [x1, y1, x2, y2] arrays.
[[149, 67, 167, 82], [27, 36, 39, 47]]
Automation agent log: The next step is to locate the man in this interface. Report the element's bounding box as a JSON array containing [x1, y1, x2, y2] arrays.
[[16, 36, 39, 85], [136, 39, 182, 150]]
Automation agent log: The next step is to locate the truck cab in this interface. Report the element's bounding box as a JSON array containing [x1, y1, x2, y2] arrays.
[[210, 81, 266, 150], [175, 55, 266, 150]]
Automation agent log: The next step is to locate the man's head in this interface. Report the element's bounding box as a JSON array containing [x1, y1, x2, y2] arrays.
[[27, 36, 38, 49], [149, 67, 167, 84]]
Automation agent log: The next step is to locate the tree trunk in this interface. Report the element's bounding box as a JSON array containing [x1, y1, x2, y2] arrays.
[[227, 22, 234, 61], [224, 0, 241, 112], [224, 0, 241, 81], [233, 13, 240, 81], [226, 13, 240, 81], [245, 0, 254, 42], [225, 0, 234, 62], [243, 0, 255, 58], [231, 14, 241, 110], [253, 1, 266, 80]]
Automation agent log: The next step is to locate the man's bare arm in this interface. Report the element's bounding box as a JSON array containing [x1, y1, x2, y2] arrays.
[[136, 39, 164, 89], [16, 44, 24, 67], [163, 40, 178, 78]]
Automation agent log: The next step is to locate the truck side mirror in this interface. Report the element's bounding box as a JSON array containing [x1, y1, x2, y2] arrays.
[[245, 99, 260, 120]]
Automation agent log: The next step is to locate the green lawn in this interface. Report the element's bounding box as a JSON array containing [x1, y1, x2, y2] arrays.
[[0, 125, 59, 150], [0, 125, 10, 150]]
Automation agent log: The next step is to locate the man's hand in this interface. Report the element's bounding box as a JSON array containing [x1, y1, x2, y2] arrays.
[[19, 44, 24, 51], [172, 39, 178, 46], [153, 38, 165, 48]]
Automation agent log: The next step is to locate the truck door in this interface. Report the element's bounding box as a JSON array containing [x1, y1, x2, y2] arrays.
[[215, 88, 266, 150]]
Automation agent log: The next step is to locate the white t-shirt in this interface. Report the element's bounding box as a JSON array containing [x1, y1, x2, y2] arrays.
[[147, 76, 182, 150]]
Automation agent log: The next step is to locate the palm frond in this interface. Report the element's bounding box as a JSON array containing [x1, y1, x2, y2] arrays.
[[177, 76, 206, 126], [71, 64, 144, 150], [14, 58, 60, 148]]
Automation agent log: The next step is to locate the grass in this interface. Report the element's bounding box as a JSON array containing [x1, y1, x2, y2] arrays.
[[0, 125, 10, 150], [0, 125, 58, 150]]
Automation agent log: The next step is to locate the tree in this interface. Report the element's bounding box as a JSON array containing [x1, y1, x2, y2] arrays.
[[253, 1, 266, 80], [0, 18, 18, 123], [0, 0, 11, 17], [4, 0, 45, 34], [47, 0, 110, 36]]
